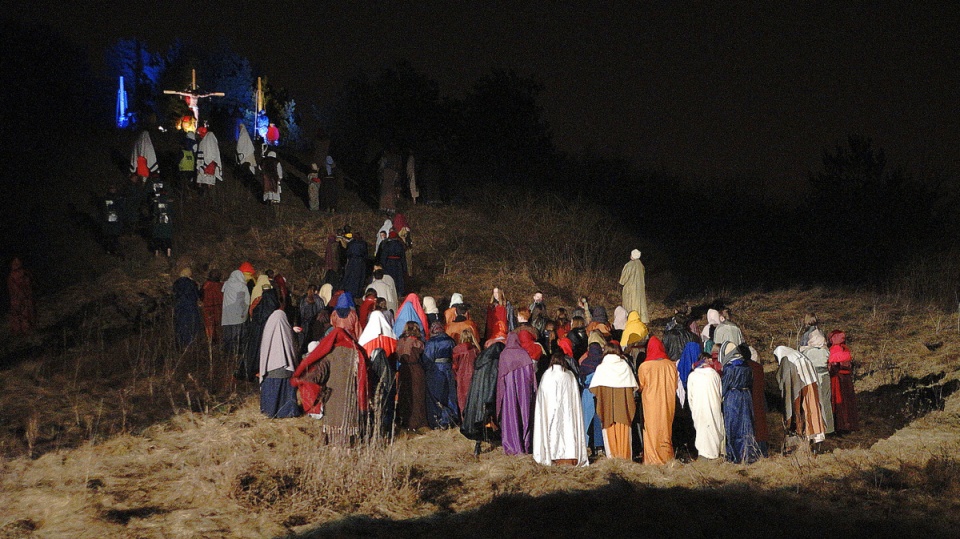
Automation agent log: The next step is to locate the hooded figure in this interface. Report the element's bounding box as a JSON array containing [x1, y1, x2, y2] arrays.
[[173, 269, 202, 349], [460, 338, 505, 443], [341, 235, 369, 297], [775, 346, 827, 443], [828, 330, 859, 432], [130, 130, 159, 178], [236, 123, 257, 176], [618, 249, 648, 323], [800, 330, 834, 434], [579, 335, 606, 452], [261, 150, 282, 203], [370, 272, 399, 313], [422, 322, 459, 429], [497, 333, 538, 455], [259, 310, 302, 418], [445, 292, 466, 325], [393, 293, 429, 337], [375, 219, 393, 257], [700, 308, 723, 349], [243, 284, 280, 382], [423, 296, 440, 325], [291, 328, 368, 444], [612, 306, 628, 331], [621, 311, 649, 348], [396, 322, 427, 430], [686, 347, 725, 459], [7, 258, 35, 336], [637, 336, 678, 464], [533, 356, 589, 467], [196, 130, 222, 185], [221, 270, 250, 356], [358, 310, 399, 434], [720, 342, 759, 463], [589, 348, 638, 460]]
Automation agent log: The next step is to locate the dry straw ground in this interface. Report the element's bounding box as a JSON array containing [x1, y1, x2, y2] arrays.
[[2, 160, 959, 538]]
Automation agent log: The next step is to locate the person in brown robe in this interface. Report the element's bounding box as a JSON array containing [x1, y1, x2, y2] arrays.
[[7, 258, 35, 336], [396, 322, 428, 430], [201, 269, 224, 343], [743, 346, 770, 456], [775, 346, 827, 444], [588, 342, 638, 460], [637, 336, 679, 464]]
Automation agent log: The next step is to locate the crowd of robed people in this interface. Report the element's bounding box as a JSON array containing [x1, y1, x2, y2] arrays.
[[167, 236, 860, 466]]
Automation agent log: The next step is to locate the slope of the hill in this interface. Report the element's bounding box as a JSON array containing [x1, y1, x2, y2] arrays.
[[1, 147, 960, 537]]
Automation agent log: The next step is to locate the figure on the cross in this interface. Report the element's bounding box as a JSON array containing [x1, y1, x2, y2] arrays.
[[163, 69, 224, 123]]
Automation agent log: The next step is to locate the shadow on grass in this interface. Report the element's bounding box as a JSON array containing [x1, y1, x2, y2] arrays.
[[289, 475, 952, 538]]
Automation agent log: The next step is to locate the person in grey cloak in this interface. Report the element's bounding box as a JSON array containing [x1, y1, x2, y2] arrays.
[[618, 249, 648, 323], [221, 269, 250, 358], [259, 310, 302, 418]]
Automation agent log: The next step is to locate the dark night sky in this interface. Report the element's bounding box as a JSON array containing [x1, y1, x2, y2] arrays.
[[16, 1, 960, 187]]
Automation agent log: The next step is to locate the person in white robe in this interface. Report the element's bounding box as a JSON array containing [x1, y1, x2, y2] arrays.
[[236, 123, 258, 176], [196, 130, 223, 186], [130, 130, 159, 179], [533, 353, 589, 467], [686, 360, 725, 459]]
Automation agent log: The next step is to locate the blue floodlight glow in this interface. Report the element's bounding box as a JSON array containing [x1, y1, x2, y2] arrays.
[[256, 110, 269, 139], [116, 76, 130, 128]]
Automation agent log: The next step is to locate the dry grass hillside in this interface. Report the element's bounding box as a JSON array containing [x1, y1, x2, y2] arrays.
[[2, 152, 960, 538]]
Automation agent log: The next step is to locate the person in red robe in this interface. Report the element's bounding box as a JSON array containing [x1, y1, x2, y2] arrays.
[[201, 269, 224, 343], [358, 289, 378, 330], [453, 327, 481, 419], [7, 258, 35, 336], [828, 330, 859, 432], [485, 288, 508, 341]]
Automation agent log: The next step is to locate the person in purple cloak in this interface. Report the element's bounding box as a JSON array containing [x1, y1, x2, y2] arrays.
[[496, 332, 538, 455]]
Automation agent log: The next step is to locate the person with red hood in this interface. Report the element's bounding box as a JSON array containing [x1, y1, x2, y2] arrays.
[[7, 258, 34, 336], [291, 328, 368, 445], [637, 336, 679, 464], [358, 288, 379, 330], [828, 330, 859, 432]]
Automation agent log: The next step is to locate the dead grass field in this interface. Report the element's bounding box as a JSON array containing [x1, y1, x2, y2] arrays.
[[2, 159, 960, 538]]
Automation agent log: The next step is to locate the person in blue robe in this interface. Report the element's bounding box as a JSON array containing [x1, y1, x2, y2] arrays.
[[421, 322, 458, 428], [720, 341, 759, 463]]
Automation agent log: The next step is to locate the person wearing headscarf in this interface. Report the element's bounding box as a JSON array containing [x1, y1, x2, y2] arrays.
[[260, 150, 282, 204], [497, 333, 538, 455], [221, 269, 250, 358], [318, 283, 333, 307], [370, 269, 399, 313], [828, 330, 859, 432], [720, 342, 759, 463], [7, 258, 35, 336], [446, 304, 479, 350], [453, 328, 481, 419], [396, 321, 427, 431], [618, 249, 649, 323], [636, 336, 678, 464], [130, 130, 159, 180], [700, 308, 723, 350], [589, 342, 638, 460], [443, 293, 466, 325], [173, 268, 203, 349], [248, 274, 272, 317], [358, 289, 379, 331], [243, 281, 280, 382], [319, 155, 339, 213], [533, 349, 589, 467], [291, 328, 368, 445], [612, 306, 628, 333], [579, 331, 607, 455], [714, 308, 744, 346], [259, 310, 302, 418], [422, 321, 459, 429], [423, 296, 441, 326], [799, 320, 834, 434], [200, 269, 224, 344], [330, 292, 362, 338], [341, 234, 369, 297], [393, 293, 429, 337], [686, 348, 725, 459], [236, 123, 257, 178], [621, 312, 649, 350], [358, 310, 399, 435], [585, 304, 611, 337], [774, 346, 826, 444], [195, 129, 222, 193]]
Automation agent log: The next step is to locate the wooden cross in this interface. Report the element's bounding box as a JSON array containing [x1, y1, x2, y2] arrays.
[[163, 69, 224, 122]]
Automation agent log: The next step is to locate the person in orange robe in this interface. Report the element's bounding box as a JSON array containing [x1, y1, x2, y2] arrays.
[[637, 336, 679, 464]]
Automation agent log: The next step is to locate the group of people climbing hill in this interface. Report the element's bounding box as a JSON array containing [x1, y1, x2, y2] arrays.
[[164, 226, 858, 465]]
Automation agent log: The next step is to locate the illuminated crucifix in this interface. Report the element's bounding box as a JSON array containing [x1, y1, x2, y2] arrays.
[[163, 69, 224, 122]]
